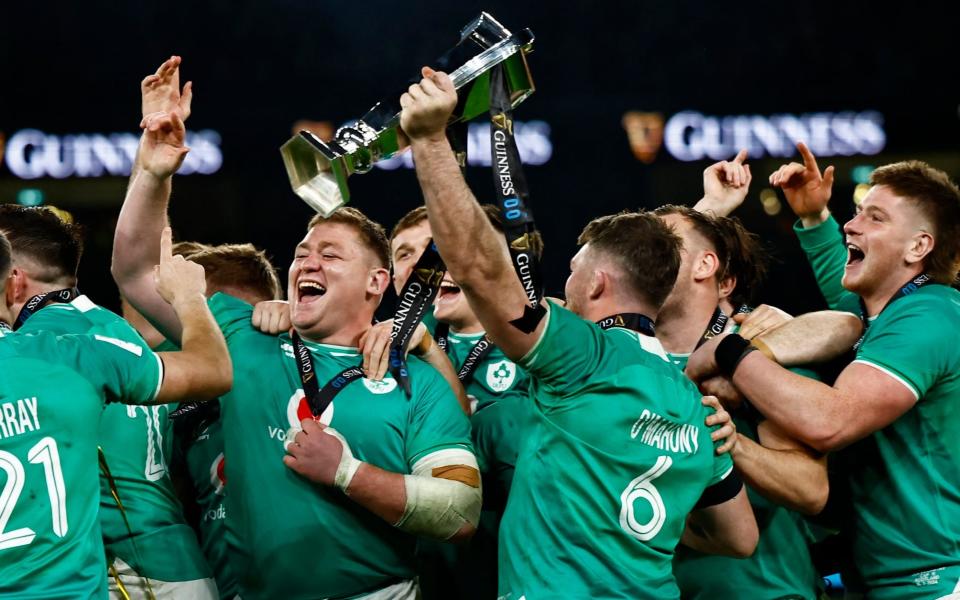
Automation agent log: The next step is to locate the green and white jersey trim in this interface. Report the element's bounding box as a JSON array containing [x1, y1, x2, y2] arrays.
[[851, 359, 920, 400]]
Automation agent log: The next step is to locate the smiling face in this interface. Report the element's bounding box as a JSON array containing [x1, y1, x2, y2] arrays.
[[288, 222, 387, 343], [842, 185, 932, 297]]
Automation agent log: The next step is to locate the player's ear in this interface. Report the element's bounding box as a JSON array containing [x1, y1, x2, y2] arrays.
[[7, 267, 27, 305], [693, 250, 720, 283], [718, 274, 737, 300], [367, 267, 391, 296], [906, 231, 934, 266], [587, 269, 605, 300]]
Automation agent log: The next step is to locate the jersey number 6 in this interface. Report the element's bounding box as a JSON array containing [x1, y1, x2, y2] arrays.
[[619, 455, 672, 542]]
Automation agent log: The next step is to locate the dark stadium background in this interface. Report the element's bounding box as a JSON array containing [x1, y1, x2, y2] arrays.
[[2, 2, 958, 317]]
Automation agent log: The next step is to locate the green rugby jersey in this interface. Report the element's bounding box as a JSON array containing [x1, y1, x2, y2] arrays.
[[444, 330, 530, 503], [669, 353, 820, 600], [160, 334, 237, 599], [208, 293, 473, 599], [499, 302, 735, 600], [181, 409, 236, 598], [19, 297, 211, 582], [798, 218, 960, 596], [421, 330, 532, 600], [0, 327, 162, 598], [840, 285, 960, 597]]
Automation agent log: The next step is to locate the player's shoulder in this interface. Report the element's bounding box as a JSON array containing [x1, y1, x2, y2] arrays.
[[406, 354, 451, 389], [881, 284, 960, 326]]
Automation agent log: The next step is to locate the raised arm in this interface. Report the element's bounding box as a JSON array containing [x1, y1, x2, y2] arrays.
[[112, 109, 188, 343], [401, 68, 544, 361], [153, 227, 232, 402], [693, 149, 752, 217], [773, 142, 858, 312]]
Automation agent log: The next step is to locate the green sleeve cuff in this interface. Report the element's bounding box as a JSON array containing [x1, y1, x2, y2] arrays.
[[794, 214, 842, 250]]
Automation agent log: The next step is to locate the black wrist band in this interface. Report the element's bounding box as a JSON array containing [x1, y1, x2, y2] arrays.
[[715, 334, 755, 377]]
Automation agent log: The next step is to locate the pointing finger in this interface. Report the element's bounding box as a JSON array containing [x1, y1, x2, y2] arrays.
[[160, 227, 173, 263], [796, 141, 820, 175]]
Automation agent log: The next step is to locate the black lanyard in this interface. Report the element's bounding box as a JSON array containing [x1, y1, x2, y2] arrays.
[[596, 313, 656, 337], [292, 331, 366, 418], [695, 304, 753, 349], [490, 64, 546, 333], [388, 239, 446, 397], [435, 322, 497, 385], [854, 273, 932, 350], [14, 287, 80, 330]]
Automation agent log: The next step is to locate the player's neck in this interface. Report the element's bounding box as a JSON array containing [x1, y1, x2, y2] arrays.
[[449, 315, 484, 335], [862, 266, 926, 317], [297, 321, 368, 349], [582, 296, 658, 327], [10, 278, 74, 318], [656, 289, 720, 355]]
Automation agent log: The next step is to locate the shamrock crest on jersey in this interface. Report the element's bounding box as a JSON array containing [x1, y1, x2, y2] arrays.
[[486, 359, 517, 392], [362, 376, 398, 395]]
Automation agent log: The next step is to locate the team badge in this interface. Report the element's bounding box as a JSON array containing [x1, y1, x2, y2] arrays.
[[362, 376, 398, 395], [486, 360, 517, 392]]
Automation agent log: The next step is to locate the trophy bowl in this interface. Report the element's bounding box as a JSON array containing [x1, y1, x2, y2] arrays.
[[280, 12, 535, 216]]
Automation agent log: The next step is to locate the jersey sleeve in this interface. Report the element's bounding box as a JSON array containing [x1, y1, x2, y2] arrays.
[[708, 427, 735, 486], [207, 292, 256, 341], [404, 359, 474, 469], [854, 294, 953, 400], [66, 333, 165, 404], [794, 215, 860, 314], [517, 301, 605, 394]]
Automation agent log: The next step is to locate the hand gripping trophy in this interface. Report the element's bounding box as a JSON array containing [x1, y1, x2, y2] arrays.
[[280, 12, 535, 215]]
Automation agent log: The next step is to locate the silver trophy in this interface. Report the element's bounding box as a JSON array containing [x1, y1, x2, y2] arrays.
[[280, 12, 535, 216]]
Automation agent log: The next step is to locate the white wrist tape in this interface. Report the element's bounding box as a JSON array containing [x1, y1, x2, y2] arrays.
[[323, 426, 363, 492], [394, 449, 482, 540]]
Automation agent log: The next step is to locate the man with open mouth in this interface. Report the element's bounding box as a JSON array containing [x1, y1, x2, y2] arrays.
[[687, 143, 960, 599], [390, 204, 538, 600], [401, 66, 759, 600], [111, 57, 482, 600]]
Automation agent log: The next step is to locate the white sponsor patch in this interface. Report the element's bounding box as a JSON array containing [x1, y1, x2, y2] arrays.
[[486, 359, 517, 392]]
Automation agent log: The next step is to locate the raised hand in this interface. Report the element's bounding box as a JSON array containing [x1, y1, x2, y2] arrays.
[[155, 227, 207, 306], [769, 142, 835, 226], [399, 67, 458, 143], [141, 56, 193, 123], [696, 149, 753, 217], [140, 111, 189, 179]]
